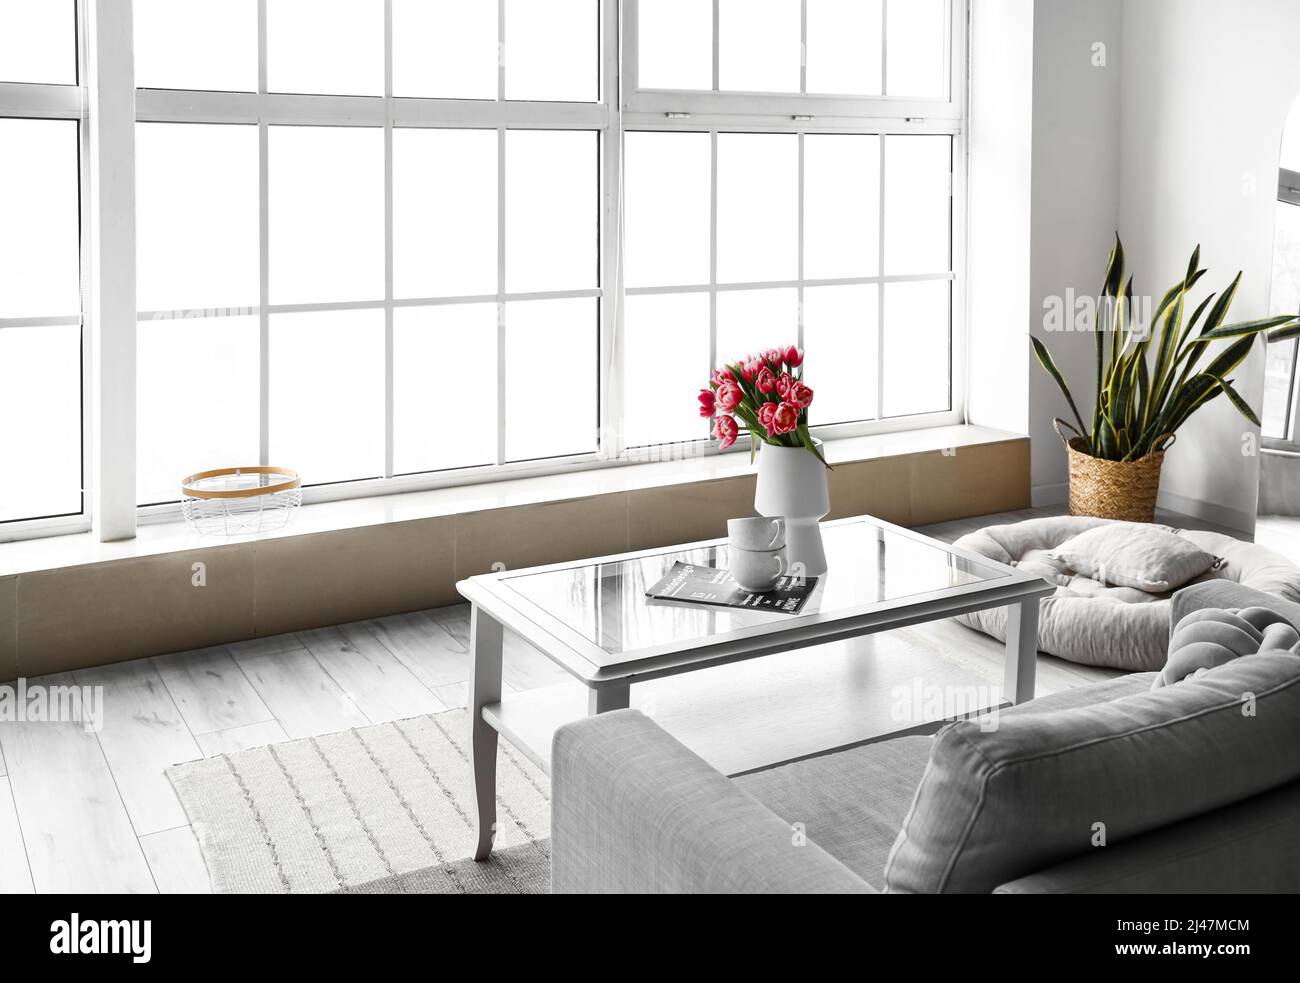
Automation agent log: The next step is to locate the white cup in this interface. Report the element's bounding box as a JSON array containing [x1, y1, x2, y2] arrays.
[[728, 516, 786, 551], [730, 546, 787, 592]]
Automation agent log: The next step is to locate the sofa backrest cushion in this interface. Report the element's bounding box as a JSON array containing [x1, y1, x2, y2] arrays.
[[883, 652, 1300, 894]]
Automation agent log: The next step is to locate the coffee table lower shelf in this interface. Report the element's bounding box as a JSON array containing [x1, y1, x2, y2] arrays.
[[480, 638, 1008, 779]]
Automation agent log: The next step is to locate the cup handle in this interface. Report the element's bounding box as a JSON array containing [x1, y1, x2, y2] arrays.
[[773, 552, 787, 579], [768, 518, 786, 549]]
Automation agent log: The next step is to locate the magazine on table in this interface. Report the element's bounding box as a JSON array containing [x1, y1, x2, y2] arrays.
[[644, 561, 818, 615]]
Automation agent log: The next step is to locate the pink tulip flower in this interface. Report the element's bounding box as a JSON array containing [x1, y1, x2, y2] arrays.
[[713, 413, 739, 450]]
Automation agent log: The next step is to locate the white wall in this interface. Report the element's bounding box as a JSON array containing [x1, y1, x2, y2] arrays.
[[967, 0, 1035, 438], [1026, 0, 1123, 505], [1116, 0, 1300, 534]]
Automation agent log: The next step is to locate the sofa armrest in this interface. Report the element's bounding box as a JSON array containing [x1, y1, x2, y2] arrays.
[[550, 710, 875, 894], [1172, 580, 1300, 630]]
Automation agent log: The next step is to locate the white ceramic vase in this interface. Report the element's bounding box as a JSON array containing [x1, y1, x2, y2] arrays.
[[753, 440, 830, 576]]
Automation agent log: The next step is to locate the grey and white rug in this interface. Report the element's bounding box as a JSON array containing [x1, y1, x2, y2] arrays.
[[166, 709, 551, 894]]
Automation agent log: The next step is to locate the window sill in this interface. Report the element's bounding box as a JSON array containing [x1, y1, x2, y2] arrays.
[[0, 424, 1024, 578]]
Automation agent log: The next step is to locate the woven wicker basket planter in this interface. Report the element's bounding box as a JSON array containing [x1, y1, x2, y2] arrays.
[[1055, 419, 1172, 523]]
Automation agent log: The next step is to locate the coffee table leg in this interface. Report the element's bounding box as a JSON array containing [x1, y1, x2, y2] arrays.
[[587, 681, 630, 715], [1003, 598, 1039, 705], [469, 605, 504, 861]]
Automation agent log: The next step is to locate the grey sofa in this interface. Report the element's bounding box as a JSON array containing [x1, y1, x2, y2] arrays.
[[550, 581, 1300, 893]]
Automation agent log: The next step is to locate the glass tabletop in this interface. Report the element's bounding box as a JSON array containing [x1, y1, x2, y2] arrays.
[[499, 517, 1009, 661]]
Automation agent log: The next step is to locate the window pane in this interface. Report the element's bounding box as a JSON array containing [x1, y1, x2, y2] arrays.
[[270, 309, 385, 484], [717, 133, 797, 284], [137, 123, 259, 313], [0, 118, 79, 319], [716, 288, 798, 366], [137, 316, 260, 505], [505, 130, 596, 293], [0, 0, 74, 84], [886, 0, 947, 98], [803, 285, 877, 425], [805, 134, 880, 280], [0, 324, 81, 522], [806, 0, 882, 95], [624, 131, 710, 288], [623, 293, 709, 448], [393, 128, 497, 299], [269, 126, 384, 304], [883, 280, 949, 417], [504, 298, 596, 460], [267, 0, 383, 95], [1262, 202, 1300, 438], [1262, 339, 1296, 440], [392, 0, 498, 99], [638, 0, 711, 91], [134, 0, 258, 91], [394, 305, 497, 474], [504, 0, 598, 102], [884, 135, 950, 276], [718, 0, 800, 93]]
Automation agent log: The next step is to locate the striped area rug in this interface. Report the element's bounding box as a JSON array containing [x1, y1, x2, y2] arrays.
[[166, 709, 551, 894]]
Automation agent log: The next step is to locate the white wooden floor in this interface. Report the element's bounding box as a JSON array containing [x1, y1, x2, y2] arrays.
[[0, 505, 1281, 894]]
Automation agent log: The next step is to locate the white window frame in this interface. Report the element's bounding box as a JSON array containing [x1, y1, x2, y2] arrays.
[[0, 0, 92, 543], [4, 0, 969, 542], [1263, 166, 1300, 448], [619, 0, 967, 447]]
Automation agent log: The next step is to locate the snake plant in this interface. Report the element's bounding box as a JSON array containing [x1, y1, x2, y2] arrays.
[[1031, 236, 1300, 462]]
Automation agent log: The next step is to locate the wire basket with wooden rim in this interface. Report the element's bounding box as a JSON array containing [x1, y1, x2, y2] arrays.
[[180, 466, 302, 537]]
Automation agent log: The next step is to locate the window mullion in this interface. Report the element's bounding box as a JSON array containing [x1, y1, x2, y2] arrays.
[[257, 0, 270, 468], [799, 0, 808, 95], [709, 128, 718, 386], [383, 0, 394, 480], [876, 133, 887, 422], [86, 0, 137, 541], [712, 0, 720, 92], [797, 129, 805, 351], [495, 0, 507, 467], [600, 0, 623, 460]]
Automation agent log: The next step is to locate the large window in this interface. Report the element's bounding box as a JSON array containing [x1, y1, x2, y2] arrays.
[[133, 0, 602, 506], [0, 3, 83, 527], [621, 0, 960, 448], [3, 1, 963, 536]]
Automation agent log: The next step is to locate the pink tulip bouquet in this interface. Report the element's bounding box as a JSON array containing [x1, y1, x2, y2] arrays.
[[698, 344, 829, 467]]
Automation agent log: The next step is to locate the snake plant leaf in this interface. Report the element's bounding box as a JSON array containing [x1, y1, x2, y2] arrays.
[[1269, 321, 1300, 342], [1177, 292, 1216, 353], [1198, 314, 1300, 340], [1202, 333, 1259, 381], [1201, 271, 1242, 334], [1210, 374, 1261, 427], [1031, 335, 1090, 447]]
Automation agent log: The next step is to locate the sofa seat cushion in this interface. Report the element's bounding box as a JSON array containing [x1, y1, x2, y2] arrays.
[[883, 653, 1300, 894], [951, 515, 1300, 671], [735, 735, 933, 888]]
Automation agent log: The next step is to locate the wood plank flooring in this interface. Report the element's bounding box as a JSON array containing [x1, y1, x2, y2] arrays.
[[0, 505, 1271, 893]]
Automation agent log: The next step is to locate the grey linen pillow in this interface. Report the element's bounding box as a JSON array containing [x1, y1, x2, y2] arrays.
[[1049, 522, 1219, 593]]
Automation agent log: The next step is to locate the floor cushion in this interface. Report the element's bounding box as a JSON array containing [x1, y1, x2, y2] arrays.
[[953, 516, 1300, 671]]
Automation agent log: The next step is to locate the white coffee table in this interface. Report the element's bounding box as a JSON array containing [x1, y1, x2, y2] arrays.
[[457, 514, 1052, 860]]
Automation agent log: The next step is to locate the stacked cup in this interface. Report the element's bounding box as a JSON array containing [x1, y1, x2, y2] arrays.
[[727, 517, 787, 592]]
